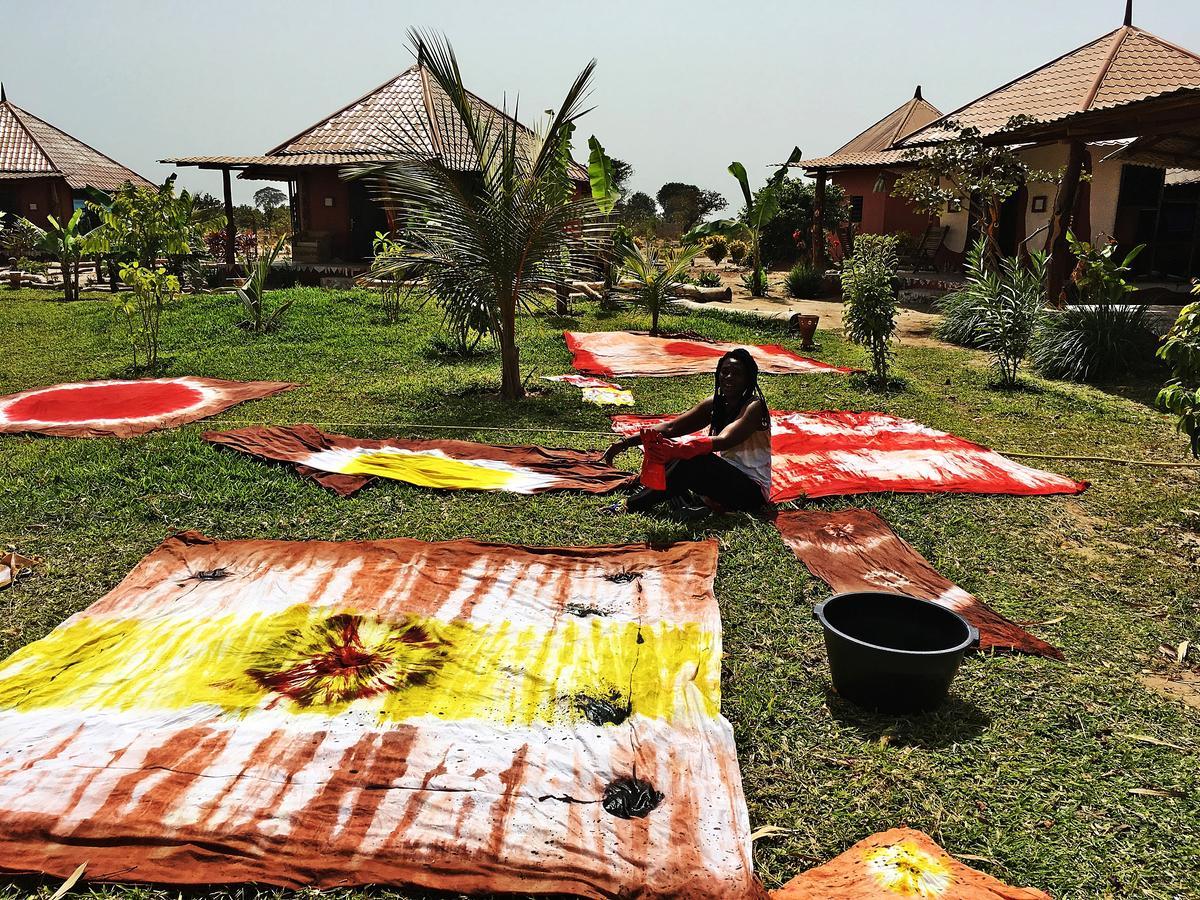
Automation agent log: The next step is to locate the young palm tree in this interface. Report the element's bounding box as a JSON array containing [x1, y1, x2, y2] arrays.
[[348, 32, 613, 400], [621, 241, 701, 336]]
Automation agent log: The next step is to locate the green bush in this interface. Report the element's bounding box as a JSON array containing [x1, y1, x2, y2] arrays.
[[975, 252, 1047, 386], [1157, 288, 1200, 456], [704, 235, 728, 265], [740, 267, 769, 294], [936, 239, 995, 348], [728, 240, 748, 266], [841, 234, 899, 385], [697, 271, 722, 288], [785, 263, 823, 299], [1032, 304, 1156, 382]]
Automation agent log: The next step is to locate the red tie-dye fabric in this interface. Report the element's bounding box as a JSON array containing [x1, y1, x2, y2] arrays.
[[0, 377, 295, 438], [612, 411, 1087, 500], [774, 509, 1063, 658], [565, 331, 854, 378]]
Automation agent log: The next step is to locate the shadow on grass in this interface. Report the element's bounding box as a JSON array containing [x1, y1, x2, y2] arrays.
[[822, 686, 991, 749]]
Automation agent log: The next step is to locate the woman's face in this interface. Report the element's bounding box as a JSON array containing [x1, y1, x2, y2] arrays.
[[718, 357, 750, 397]]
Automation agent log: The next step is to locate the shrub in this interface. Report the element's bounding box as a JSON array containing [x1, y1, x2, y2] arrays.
[[975, 252, 1047, 386], [1157, 287, 1200, 457], [785, 263, 823, 299], [841, 234, 899, 385], [740, 267, 769, 294], [13, 257, 49, 275], [1030, 232, 1154, 382], [704, 235, 728, 265], [697, 271, 722, 288], [728, 240, 748, 266], [1032, 305, 1156, 382], [237, 235, 295, 333], [936, 239, 996, 348], [115, 263, 180, 370], [0, 218, 40, 260]]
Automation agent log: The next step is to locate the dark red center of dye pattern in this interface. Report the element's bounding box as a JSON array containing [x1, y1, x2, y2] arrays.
[[6, 381, 203, 423], [662, 341, 726, 359]]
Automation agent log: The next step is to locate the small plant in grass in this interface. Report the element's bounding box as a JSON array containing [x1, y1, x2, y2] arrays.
[[115, 262, 180, 371], [841, 234, 899, 386], [1157, 285, 1200, 457], [1031, 232, 1154, 382], [740, 267, 770, 294], [975, 251, 1047, 387], [697, 270, 722, 288], [236, 234, 294, 333], [621, 240, 702, 336], [936, 239, 997, 348], [728, 239, 748, 266], [704, 235, 728, 265], [785, 262, 823, 299]]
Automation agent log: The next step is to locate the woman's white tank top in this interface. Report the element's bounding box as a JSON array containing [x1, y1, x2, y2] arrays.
[[718, 423, 773, 499]]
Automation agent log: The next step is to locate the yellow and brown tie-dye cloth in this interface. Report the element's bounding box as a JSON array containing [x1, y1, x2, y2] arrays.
[[0, 531, 759, 899]]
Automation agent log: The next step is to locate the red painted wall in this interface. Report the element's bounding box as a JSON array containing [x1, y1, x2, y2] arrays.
[[297, 169, 351, 260], [832, 169, 934, 240], [2, 177, 72, 229]]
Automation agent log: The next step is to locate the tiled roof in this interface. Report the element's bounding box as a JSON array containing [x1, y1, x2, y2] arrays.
[[0, 97, 151, 190], [1166, 168, 1200, 186], [256, 64, 588, 180], [163, 154, 400, 168], [903, 25, 1200, 145], [795, 89, 940, 171]]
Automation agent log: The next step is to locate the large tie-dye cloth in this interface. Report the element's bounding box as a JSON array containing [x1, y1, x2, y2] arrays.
[[565, 331, 854, 378], [612, 411, 1087, 500], [0, 531, 759, 898], [205, 424, 636, 497], [775, 510, 1062, 658], [0, 377, 295, 438], [770, 828, 1051, 899]]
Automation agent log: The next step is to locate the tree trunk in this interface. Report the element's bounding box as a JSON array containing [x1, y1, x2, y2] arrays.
[[751, 235, 765, 297], [1044, 139, 1086, 308], [499, 295, 524, 400]]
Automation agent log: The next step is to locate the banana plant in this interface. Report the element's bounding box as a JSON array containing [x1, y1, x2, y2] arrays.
[[684, 147, 802, 297], [28, 209, 96, 302]]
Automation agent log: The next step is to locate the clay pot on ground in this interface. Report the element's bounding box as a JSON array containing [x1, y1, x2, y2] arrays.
[[792, 314, 820, 350]]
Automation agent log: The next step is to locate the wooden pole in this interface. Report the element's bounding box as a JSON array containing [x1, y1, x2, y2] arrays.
[[222, 168, 235, 269], [1044, 139, 1085, 308], [811, 168, 827, 271]]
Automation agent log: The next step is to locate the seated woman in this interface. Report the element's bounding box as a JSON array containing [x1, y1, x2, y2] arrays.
[[603, 348, 772, 515]]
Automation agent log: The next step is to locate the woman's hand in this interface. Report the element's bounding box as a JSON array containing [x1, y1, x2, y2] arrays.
[[601, 441, 625, 466]]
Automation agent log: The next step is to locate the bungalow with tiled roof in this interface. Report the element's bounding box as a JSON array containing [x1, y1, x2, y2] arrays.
[[166, 64, 588, 268], [798, 3, 1200, 283], [0, 85, 151, 229]]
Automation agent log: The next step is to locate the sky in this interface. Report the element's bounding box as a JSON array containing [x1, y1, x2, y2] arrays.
[[5, 0, 1200, 209]]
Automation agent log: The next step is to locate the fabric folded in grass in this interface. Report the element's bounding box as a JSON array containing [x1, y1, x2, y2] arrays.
[[770, 827, 1051, 899], [565, 330, 854, 378], [0, 531, 759, 898], [612, 411, 1087, 500], [204, 423, 635, 497], [544, 374, 635, 406], [0, 551, 40, 591], [775, 509, 1063, 658], [0, 377, 295, 438]]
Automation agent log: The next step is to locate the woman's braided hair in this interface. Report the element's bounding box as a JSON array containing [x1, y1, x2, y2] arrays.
[[710, 348, 770, 435]]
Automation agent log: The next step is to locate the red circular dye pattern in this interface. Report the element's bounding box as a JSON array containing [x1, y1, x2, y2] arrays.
[[662, 341, 726, 359], [5, 380, 204, 423]]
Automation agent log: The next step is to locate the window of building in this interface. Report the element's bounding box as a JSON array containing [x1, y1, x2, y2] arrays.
[[849, 195, 864, 223]]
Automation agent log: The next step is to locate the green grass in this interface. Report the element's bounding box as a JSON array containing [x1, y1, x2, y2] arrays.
[[2, 286, 1199, 900]]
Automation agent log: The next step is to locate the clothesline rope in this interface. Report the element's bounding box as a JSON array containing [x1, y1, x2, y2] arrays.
[[200, 419, 1200, 468]]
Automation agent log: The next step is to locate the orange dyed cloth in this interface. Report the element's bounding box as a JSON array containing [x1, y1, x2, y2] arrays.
[[0, 532, 760, 897], [771, 828, 1051, 899], [775, 510, 1062, 658], [205, 424, 635, 496], [0, 377, 294, 438], [565, 330, 854, 378]]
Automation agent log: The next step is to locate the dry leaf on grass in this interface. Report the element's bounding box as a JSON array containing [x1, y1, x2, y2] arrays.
[[750, 825, 794, 842], [1177, 640, 1191, 665], [1128, 787, 1187, 798], [1119, 733, 1189, 752], [48, 863, 86, 900]]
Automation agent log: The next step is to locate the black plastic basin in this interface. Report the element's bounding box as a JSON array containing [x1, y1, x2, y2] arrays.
[[814, 591, 979, 715]]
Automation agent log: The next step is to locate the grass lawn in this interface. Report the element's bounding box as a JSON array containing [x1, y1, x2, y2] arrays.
[[1, 285, 1198, 900]]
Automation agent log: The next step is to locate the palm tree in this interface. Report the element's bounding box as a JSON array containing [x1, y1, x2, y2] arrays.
[[621, 241, 701, 336], [347, 31, 613, 400]]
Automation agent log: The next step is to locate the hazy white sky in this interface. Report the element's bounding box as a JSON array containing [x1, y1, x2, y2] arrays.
[[5, 0, 1199, 207]]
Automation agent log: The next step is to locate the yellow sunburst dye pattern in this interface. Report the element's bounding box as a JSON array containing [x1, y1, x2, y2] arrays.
[[865, 841, 953, 896], [0, 606, 719, 725], [340, 451, 521, 490]]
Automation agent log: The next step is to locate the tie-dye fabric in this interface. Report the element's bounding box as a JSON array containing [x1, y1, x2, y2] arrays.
[[564, 331, 854, 378], [770, 828, 1051, 899], [0, 378, 295, 439], [775, 510, 1062, 658], [0, 531, 760, 898], [204, 424, 635, 497], [544, 374, 635, 406], [612, 411, 1087, 500]]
